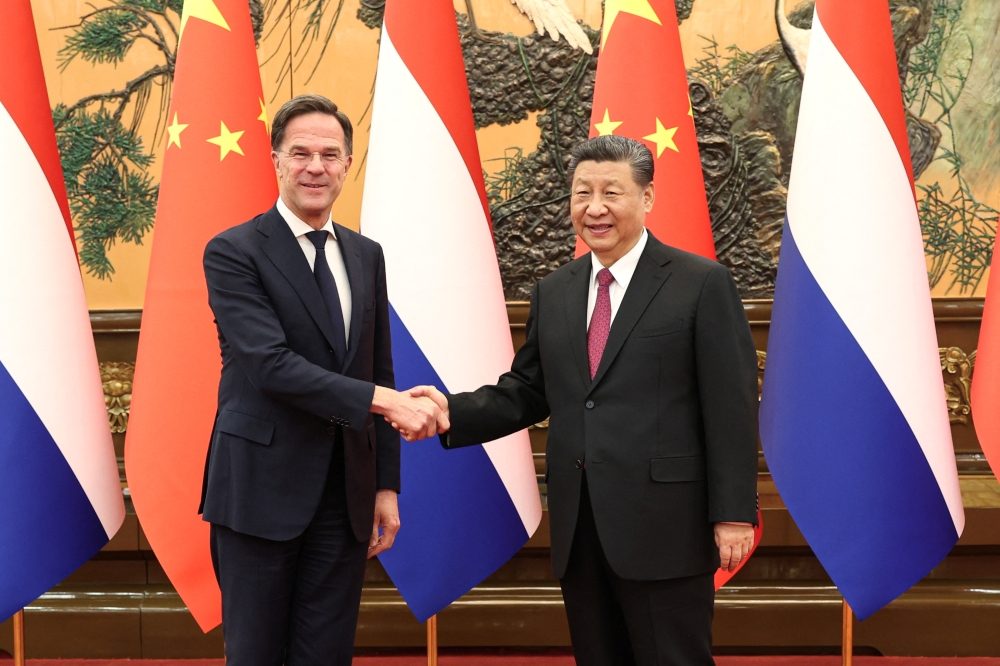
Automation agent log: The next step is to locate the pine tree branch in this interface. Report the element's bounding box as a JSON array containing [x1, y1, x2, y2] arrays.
[[53, 65, 171, 131]]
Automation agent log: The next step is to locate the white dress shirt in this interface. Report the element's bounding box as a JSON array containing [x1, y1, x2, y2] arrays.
[[277, 198, 352, 339], [586, 229, 649, 329]]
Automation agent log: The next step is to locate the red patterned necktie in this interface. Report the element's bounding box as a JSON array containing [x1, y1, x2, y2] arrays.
[[587, 268, 614, 380]]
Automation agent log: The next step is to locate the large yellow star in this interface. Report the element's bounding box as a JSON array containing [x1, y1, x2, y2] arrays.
[[258, 99, 270, 133], [594, 109, 623, 136], [180, 0, 231, 39], [643, 118, 679, 157], [206, 122, 245, 160], [601, 0, 662, 47], [166, 112, 188, 150]]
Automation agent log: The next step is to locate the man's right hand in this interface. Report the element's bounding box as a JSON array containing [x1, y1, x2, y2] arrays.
[[371, 386, 448, 441], [408, 386, 450, 430]]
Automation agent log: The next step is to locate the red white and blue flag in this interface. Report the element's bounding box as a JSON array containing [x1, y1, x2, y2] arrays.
[[0, 0, 125, 621], [760, 0, 963, 618], [360, 0, 542, 621]]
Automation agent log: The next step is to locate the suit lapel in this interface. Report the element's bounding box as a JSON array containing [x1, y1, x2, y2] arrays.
[[257, 207, 342, 355], [589, 237, 673, 392], [564, 256, 593, 390], [336, 223, 365, 373]]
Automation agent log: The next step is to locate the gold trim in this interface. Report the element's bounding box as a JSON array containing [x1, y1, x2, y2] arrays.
[[100, 362, 134, 434], [940, 346, 976, 425]]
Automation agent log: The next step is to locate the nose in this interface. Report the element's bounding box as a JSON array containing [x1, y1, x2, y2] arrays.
[[305, 153, 325, 173], [586, 196, 608, 217]]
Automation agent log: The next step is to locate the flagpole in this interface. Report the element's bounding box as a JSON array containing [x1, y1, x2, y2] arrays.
[[427, 614, 438, 666], [842, 598, 853, 666], [13, 609, 25, 666]]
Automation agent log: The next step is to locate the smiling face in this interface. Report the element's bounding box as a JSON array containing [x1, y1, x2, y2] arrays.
[[570, 160, 655, 267], [271, 111, 353, 229]]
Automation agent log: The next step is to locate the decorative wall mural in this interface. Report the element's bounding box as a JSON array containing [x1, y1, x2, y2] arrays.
[[34, 0, 999, 308]]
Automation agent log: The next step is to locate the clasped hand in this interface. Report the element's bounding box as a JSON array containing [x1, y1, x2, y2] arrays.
[[372, 385, 450, 442]]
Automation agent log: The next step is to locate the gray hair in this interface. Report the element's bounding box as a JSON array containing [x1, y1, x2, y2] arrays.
[[567, 135, 655, 188]]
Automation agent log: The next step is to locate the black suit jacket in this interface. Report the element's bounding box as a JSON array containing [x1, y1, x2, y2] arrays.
[[199, 205, 400, 543], [444, 233, 758, 580]]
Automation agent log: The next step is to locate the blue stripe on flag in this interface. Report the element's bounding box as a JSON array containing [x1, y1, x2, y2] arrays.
[[0, 360, 108, 621], [378, 305, 529, 621], [760, 222, 957, 619]]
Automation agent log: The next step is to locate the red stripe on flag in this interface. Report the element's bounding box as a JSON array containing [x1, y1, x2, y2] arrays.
[[972, 242, 1000, 479], [0, 0, 73, 238], [816, 0, 915, 193], [383, 0, 491, 224]]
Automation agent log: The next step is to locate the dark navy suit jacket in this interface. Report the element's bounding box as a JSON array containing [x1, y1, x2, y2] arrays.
[[200, 205, 400, 543]]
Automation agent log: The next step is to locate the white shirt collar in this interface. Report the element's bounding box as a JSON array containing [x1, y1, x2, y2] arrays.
[[590, 228, 648, 290], [276, 197, 337, 240]]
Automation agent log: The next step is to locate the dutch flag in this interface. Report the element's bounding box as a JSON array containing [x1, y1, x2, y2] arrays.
[[760, 0, 964, 619], [359, 0, 542, 621], [0, 0, 125, 621]]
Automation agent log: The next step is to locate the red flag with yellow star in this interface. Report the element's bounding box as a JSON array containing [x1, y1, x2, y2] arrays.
[[578, 0, 715, 259], [125, 0, 276, 631]]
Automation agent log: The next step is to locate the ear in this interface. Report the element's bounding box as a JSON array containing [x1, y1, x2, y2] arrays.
[[271, 150, 281, 174], [343, 153, 354, 174], [643, 181, 655, 213]]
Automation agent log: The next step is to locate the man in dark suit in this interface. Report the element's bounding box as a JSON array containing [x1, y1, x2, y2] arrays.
[[201, 94, 444, 666], [409, 136, 759, 665]]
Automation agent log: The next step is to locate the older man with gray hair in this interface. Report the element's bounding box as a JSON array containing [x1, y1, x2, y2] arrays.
[[411, 135, 759, 665]]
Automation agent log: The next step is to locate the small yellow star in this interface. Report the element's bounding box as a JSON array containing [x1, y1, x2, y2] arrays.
[[643, 118, 679, 158], [688, 95, 694, 117], [594, 109, 623, 136], [180, 0, 231, 39], [258, 99, 270, 133], [166, 112, 188, 150], [206, 122, 245, 160], [602, 0, 662, 46]]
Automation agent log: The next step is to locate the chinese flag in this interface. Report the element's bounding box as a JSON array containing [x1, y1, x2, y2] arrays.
[[972, 241, 1000, 479], [583, 0, 761, 588], [577, 0, 715, 259], [125, 0, 277, 631]]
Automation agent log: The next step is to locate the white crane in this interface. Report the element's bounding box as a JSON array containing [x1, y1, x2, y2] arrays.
[[775, 0, 810, 76], [464, 0, 594, 54]]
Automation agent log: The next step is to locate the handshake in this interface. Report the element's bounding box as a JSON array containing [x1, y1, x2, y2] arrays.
[[371, 385, 451, 442]]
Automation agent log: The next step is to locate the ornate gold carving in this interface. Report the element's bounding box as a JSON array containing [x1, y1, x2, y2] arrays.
[[100, 362, 134, 434], [756, 350, 767, 400], [940, 347, 976, 425]]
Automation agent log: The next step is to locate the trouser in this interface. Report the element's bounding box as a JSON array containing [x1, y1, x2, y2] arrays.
[[559, 474, 716, 666], [211, 438, 368, 666]]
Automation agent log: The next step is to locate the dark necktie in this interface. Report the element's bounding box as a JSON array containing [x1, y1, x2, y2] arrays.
[[306, 230, 348, 362], [587, 268, 614, 380]]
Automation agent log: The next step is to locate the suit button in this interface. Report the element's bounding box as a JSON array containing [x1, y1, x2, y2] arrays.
[[327, 427, 337, 435], [585, 400, 594, 409], [574, 459, 583, 469]]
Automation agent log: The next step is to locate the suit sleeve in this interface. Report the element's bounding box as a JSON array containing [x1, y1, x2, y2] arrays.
[[372, 245, 401, 492], [695, 264, 759, 524], [204, 234, 376, 430], [443, 282, 550, 448]]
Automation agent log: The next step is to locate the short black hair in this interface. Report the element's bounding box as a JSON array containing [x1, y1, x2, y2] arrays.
[[270, 94, 354, 155], [567, 135, 655, 187]]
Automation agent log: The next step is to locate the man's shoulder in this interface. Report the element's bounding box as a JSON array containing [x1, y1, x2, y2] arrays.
[[537, 253, 590, 291], [209, 207, 278, 251], [648, 236, 728, 281], [334, 222, 382, 257]]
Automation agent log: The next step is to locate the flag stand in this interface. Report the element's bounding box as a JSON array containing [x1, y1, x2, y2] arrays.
[[426, 614, 438, 666], [13, 609, 25, 666], [842, 599, 853, 666]]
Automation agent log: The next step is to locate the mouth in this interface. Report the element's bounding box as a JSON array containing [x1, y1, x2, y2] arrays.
[[586, 223, 613, 235], [300, 182, 327, 191]]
